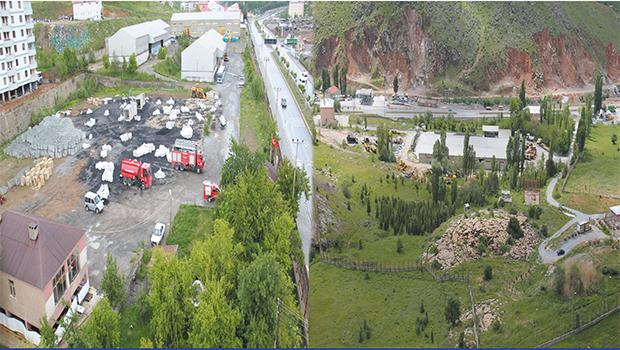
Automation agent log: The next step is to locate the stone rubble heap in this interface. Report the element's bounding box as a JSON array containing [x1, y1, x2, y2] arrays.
[[6, 114, 84, 158], [460, 299, 501, 333], [426, 210, 540, 269]]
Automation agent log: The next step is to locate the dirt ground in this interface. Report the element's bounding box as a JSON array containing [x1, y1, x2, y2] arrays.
[[0, 53, 243, 288]]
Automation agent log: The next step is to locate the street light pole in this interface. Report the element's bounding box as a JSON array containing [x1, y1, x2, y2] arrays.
[[168, 189, 172, 225], [292, 138, 304, 200]]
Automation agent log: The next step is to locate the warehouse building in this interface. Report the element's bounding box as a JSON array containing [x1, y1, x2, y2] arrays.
[[414, 128, 510, 170], [170, 11, 240, 39], [106, 19, 171, 66], [181, 29, 226, 82]]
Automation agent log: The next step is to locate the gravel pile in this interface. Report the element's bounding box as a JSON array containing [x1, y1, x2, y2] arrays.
[[6, 114, 84, 158]]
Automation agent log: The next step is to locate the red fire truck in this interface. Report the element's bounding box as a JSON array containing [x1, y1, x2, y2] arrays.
[[170, 139, 205, 173], [120, 158, 153, 189], [203, 181, 220, 202]]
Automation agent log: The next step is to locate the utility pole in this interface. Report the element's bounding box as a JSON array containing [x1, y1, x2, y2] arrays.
[[292, 138, 304, 200], [274, 297, 281, 348]]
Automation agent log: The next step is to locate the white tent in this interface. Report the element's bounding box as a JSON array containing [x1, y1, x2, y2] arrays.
[[181, 29, 227, 82]]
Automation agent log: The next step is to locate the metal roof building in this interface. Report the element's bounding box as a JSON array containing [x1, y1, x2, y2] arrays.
[[181, 29, 227, 82], [106, 19, 172, 65], [171, 11, 241, 38]]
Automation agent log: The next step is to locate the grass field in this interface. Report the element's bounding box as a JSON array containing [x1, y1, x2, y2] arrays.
[[119, 301, 150, 347], [553, 310, 620, 348], [562, 125, 620, 213], [310, 262, 470, 347], [96, 68, 159, 82], [153, 58, 182, 80], [166, 205, 214, 257]]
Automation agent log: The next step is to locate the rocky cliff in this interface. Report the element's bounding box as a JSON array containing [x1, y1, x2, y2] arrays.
[[313, 2, 620, 95]]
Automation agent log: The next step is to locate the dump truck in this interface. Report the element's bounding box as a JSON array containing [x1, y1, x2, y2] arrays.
[[120, 158, 153, 189], [170, 139, 204, 173], [203, 181, 220, 202], [191, 84, 206, 99]]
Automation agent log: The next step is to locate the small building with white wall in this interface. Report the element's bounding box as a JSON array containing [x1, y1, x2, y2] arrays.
[[106, 19, 171, 66], [288, 0, 304, 18], [181, 29, 226, 82], [72, 0, 102, 21], [171, 11, 240, 39]]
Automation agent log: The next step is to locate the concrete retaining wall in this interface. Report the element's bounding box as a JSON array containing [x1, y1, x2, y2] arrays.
[[0, 74, 85, 144]]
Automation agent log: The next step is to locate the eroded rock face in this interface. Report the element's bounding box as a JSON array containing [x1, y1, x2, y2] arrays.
[[425, 210, 540, 269]]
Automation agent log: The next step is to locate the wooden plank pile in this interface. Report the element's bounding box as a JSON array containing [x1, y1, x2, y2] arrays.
[[19, 158, 54, 190]]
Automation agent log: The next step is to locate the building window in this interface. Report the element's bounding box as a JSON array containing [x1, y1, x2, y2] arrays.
[[68, 252, 80, 283], [9, 280, 15, 298], [52, 266, 67, 304]]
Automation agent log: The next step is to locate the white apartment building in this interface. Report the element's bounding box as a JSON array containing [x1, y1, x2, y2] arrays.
[[288, 0, 304, 18], [0, 0, 38, 102], [72, 0, 102, 21]]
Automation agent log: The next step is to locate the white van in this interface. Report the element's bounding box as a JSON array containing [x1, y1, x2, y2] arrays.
[[84, 192, 105, 214]]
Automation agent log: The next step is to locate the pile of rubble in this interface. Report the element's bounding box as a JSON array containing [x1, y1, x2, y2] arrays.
[[460, 299, 501, 333], [425, 210, 540, 269], [19, 157, 54, 190], [6, 114, 84, 158]]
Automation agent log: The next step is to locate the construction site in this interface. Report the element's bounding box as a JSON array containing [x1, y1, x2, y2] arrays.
[[0, 90, 233, 286]]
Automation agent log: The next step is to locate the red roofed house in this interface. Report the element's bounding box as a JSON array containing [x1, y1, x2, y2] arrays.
[[326, 85, 341, 98], [0, 209, 89, 344]]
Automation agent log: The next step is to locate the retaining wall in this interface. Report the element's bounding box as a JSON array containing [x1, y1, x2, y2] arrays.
[[0, 74, 85, 144], [88, 74, 185, 90]]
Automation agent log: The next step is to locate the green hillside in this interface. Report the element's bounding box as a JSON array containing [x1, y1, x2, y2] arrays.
[[313, 2, 620, 91]]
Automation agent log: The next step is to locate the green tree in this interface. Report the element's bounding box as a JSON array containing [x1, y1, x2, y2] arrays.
[[396, 238, 404, 253], [321, 68, 330, 94], [593, 71, 603, 116], [218, 170, 293, 265], [340, 66, 347, 93], [444, 297, 461, 327], [553, 266, 565, 296], [483, 265, 493, 281], [237, 253, 300, 347], [450, 179, 458, 204], [127, 53, 138, 74], [393, 75, 399, 94], [507, 217, 524, 240], [377, 124, 395, 162], [332, 64, 339, 89], [220, 140, 263, 186], [612, 133, 618, 145], [189, 280, 242, 348], [148, 250, 194, 347], [88, 51, 96, 64], [275, 158, 310, 217], [79, 297, 121, 348], [101, 253, 125, 309], [189, 219, 242, 294], [519, 80, 526, 108], [39, 317, 56, 347]]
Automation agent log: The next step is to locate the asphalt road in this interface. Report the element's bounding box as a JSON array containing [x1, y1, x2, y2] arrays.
[[251, 17, 314, 268], [538, 176, 607, 264]]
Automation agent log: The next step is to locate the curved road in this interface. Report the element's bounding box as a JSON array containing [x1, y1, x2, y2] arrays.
[[538, 176, 607, 264]]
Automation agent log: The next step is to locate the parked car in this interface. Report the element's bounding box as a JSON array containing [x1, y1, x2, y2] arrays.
[[83, 192, 104, 214], [557, 249, 565, 256], [150, 222, 166, 246], [238, 77, 245, 88], [281, 98, 287, 108]]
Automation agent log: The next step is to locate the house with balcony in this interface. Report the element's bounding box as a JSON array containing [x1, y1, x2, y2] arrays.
[[0, 209, 89, 345], [0, 0, 39, 102]]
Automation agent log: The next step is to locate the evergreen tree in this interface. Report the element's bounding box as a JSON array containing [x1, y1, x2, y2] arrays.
[[519, 80, 526, 108], [340, 66, 347, 94], [101, 253, 125, 309], [593, 71, 603, 116], [507, 217, 524, 240], [444, 297, 461, 327], [393, 75, 399, 94], [332, 65, 339, 90]]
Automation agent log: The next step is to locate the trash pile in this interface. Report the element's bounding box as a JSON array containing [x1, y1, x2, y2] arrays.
[[425, 210, 540, 269], [95, 161, 115, 183], [19, 158, 54, 190], [6, 114, 84, 158]]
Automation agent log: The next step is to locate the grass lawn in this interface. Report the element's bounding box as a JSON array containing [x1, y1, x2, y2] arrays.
[[562, 124, 620, 213], [119, 301, 150, 347], [153, 58, 181, 80], [166, 204, 214, 257], [96, 68, 159, 82], [309, 262, 470, 348], [553, 310, 620, 348], [31, 1, 71, 20]]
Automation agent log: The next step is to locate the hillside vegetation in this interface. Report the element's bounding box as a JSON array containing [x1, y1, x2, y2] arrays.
[[313, 2, 620, 94]]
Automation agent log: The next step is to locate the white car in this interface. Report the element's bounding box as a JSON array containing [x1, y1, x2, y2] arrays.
[[238, 77, 245, 88], [219, 116, 227, 129], [150, 222, 166, 246]]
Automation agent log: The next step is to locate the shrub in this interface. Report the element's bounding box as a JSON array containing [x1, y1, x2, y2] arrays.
[[483, 265, 493, 281], [396, 238, 404, 253], [507, 217, 524, 239], [444, 297, 461, 327]]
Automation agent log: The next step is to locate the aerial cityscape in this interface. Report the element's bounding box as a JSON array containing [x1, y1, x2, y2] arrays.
[[0, 0, 619, 348]]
